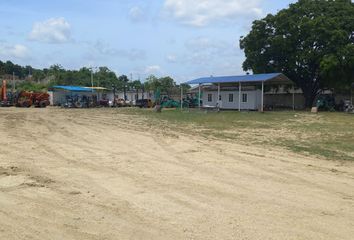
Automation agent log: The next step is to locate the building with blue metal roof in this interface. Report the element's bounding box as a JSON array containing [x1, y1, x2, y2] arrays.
[[50, 85, 98, 106], [184, 73, 295, 111], [185, 73, 292, 85]]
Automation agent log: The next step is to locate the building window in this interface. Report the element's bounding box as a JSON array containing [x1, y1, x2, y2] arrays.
[[208, 94, 213, 102], [229, 94, 234, 102], [242, 93, 248, 103]]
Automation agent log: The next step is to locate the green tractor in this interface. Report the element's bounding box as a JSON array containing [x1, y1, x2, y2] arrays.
[[153, 89, 202, 111], [161, 96, 179, 108], [316, 95, 335, 111]]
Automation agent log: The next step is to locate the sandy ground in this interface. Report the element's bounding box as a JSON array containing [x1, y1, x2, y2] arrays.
[[0, 108, 354, 240]]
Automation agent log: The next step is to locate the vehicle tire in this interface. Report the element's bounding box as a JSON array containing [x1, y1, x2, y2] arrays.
[[22, 101, 30, 108], [40, 101, 47, 108]]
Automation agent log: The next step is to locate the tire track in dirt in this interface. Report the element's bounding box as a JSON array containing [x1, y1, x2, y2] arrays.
[[1, 108, 354, 240]]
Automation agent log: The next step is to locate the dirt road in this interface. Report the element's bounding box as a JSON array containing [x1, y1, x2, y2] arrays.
[[0, 108, 353, 240]]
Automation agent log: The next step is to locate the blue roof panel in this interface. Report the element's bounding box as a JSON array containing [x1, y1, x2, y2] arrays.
[[185, 73, 289, 85], [53, 86, 94, 92]]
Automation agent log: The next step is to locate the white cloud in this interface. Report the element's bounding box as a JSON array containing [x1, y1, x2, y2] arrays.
[[145, 65, 162, 74], [184, 37, 239, 64], [163, 0, 263, 27], [29, 17, 71, 43], [166, 54, 177, 63], [0, 44, 30, 59], [129, 6, 145, 22], [185, 37, 228, 51], [94, 40, 146, 61]]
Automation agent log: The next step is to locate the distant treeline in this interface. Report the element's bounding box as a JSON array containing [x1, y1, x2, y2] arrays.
[[0, 60, 190, 94]]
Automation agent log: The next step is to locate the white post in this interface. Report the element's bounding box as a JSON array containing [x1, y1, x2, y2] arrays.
[[198, 83, 201, 109], [292, 85, 295, 111], [217, 83, 220, 109], [238, 82, 242, 112], [261, 81, 264, 112]]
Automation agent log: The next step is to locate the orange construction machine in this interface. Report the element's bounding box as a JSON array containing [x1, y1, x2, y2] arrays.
[[1, 79, 50, 108], [16, 91, 50, 108], [1, 80, 7, 101], [0, 80, 12, 107]]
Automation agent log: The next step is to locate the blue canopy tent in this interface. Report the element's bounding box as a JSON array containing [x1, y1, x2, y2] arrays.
[[50, 86, 97, 106], [184, 73, 294, 111], [52, 86, 95, 92]]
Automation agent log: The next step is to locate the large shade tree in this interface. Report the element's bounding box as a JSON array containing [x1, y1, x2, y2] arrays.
[[240, 0, 354, 107]]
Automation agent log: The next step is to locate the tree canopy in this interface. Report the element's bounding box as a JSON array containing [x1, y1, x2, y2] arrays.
[[240, 0, 354, 107], [0, 60, 188, 96], [0, 60, 34, 79]]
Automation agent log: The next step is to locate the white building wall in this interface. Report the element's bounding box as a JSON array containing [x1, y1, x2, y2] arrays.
[[116, 91, 155, 102], [48, 91, 54, 105], [203, 90, 262, 110]]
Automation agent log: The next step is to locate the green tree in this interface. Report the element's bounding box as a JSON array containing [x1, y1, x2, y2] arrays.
[[118, 75, 129, 100], [159, 76, 176, 97], [47, 64, 65, 85], [240, 0, 354, 107], [130, 80, 142, 100], [180, 83, 191, 93], [32, 69, 46, 83], [143, 75, 179, 98], [145, 75, 160, 92], [16, 81, 48, 92], [95, 67, 118, 88]]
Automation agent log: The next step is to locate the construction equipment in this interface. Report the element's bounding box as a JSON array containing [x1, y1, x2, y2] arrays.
[[63, 95, 94, 108], [1, 80, 6, 101], [316, 95, 335, 111], [16, 91, 50, 108], [344, 100, 354, 113], [99, 99, 110, 107], [1, 80, 7, 106], [183, 94, 201, 108], [161, 97, 179, 108], [135, 99, 153, 108], [116, 98, 128, 107], [0, 80, 13, 107], [1, 80, 50, 108], [98, 94, 110, 107]]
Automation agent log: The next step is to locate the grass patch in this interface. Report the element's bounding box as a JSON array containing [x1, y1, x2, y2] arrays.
[[119, 108, 354, 161]]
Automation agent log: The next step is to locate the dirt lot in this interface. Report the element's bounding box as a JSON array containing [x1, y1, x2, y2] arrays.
[[0, 108, 354, 240]]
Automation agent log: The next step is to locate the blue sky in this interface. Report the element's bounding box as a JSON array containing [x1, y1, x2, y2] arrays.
[[0, 0, 297, 82]]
